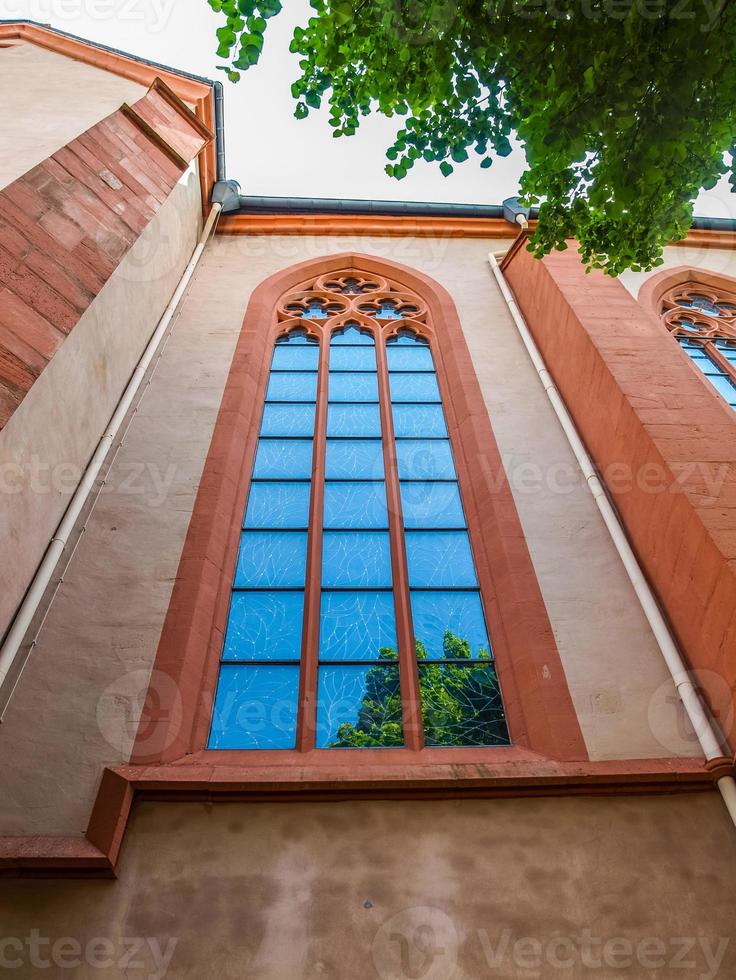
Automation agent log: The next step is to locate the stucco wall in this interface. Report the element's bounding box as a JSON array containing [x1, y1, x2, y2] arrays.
[[1, 794, 735, 979], [0, 41, 147, 191], [621, 244, 736, 299], [0, 233, 704, 840]]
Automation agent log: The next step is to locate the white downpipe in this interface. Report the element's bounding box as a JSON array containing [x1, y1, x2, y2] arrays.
[[0, 202, 223, 695], [488, 249, 736, 828]]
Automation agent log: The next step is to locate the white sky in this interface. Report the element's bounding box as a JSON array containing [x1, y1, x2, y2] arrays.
[[3, 0, 734, 215]]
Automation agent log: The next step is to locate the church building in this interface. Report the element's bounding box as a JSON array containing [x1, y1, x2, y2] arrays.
[[0, 21, 735, 979]]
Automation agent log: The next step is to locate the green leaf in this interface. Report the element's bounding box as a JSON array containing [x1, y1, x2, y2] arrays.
[[440, 161, 454, 177]]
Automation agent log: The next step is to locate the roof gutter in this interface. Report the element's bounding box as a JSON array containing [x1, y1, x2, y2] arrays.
[[234, 195, 736, 232]]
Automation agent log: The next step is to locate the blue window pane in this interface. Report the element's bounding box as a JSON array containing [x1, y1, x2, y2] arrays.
[[329, 372, 379, 402], [324, 481, 388, 528], [389, 373, 441, 402], [386, 345, 434, 372], [266, 372, 318, 402], [327, 403, 382, 437], [209, 664, 299, 749], [320, 591, 397, 660], [400, 482, 465, 528], [705, 373, 736, 402], [316, 664, 403, 748], [325, 439, 384, 479], [322, 531, 392, 588], [715, 341, 736, 363], [271, 345, 320, 371], [276, 329, 316, 345], [419, 663, 508, 746], [411, 591, 491, 660], [234, 530, 307, 588], [245, 482, 311, 528], [223, 591, 304, 660], [396, 440, 456, 480], [329, 347, 377, 371], [405, 531, 478, 587], [253, 440, 314, 479], [331, 325, 374, 345], [392, 404, 448, 438], [260, 403, 315, 437], [391, 332, 429, 345]]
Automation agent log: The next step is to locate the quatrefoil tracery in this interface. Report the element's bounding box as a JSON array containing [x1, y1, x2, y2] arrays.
[[277, 271, 428, 337], [661, 282, 736, 342]]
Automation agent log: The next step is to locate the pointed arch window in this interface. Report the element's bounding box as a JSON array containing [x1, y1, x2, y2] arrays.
[[207, 271, 509, 752], [661, 282, 736, 410]]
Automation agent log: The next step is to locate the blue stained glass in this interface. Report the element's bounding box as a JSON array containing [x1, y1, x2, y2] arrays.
[[322, 531, 392, 588], [419, 663, 508, 747], [677, 295, 722, 317], [327, 403, 382, 437], [266, 372, 318, 402], [223, 591, 304, 660], [386, 345, 434, 372], [319, 591, 397, 660], [400, 481, 465, 528], [389, 373, 441, 402], [209, 664, 299, 749], [316, 664, 403, 748], [396, 440, 456, 480], [391, 331, 428, 345], [253, 440, 314, 479], [706, 373, 736, 403], [276, 329, 315, 344], [260, 403, 316, 437], [325, 439, 384, 479], [411, 590, 490, 660], [234, 530, 307, 588], [324, 481, 388, 528], [245, 482, 311, 528], [392, 404, 447, 438], [329, 346, 377, 371], [715, 341, 736, 362], [404, 530, 478, 587], [331, 324, 374, 344], [329, 372, 379, 402], [271, 345, 320, 371]]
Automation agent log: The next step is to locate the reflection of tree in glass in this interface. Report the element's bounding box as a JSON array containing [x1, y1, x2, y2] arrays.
[[331, 631, 508, 747]]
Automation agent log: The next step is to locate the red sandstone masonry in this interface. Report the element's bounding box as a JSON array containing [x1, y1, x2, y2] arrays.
[[502, 240, 736, 738], [0, 80, 212, 430]]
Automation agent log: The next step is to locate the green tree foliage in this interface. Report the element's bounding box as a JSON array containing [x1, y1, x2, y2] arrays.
[[207, 0, 736, 275], [330, 633, 508, 747]]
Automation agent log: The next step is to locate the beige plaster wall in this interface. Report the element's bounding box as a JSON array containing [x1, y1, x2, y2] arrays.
[[1, 794, 735, 979], [620, 244, 736, 299], [0, 41, 147, 191], [0, 234, 706, 839]]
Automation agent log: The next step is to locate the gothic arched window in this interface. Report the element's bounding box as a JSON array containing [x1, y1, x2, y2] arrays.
[[207, 271, 509, 751], [661, 281, 736, 411]]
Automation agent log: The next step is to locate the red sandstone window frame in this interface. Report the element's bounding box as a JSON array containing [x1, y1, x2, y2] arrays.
[[131, 253, 586, 772]]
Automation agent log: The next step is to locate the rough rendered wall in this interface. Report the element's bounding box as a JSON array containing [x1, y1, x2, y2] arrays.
[[620, 243, 736, 298], [0, 234, 702, 842], [1, 795, 735, 979], [0, 168, 201, 643], [0, 42, 147, 191]]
